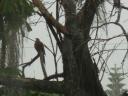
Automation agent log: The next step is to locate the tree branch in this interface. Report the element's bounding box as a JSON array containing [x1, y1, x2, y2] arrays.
[[92, 22, 128, 42], [19, 54, 40, 77], [46, 22, 62, 52], [0, 77, 64, 93], [121, 5, 128, 10], [44, 73, 64, 80], [20, 54, 40, 67], [32, 0, 67, 34]]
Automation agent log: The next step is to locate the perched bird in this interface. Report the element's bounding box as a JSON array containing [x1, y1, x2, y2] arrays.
[[34, 38, 47, 78], [34, 38, 45, 57]]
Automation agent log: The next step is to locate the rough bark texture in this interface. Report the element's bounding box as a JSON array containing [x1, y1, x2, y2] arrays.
[[62, 0, 107, 96], [0, 38, 6, 68], [0, 77, 64, 93], [0, 15, 6, 68], [7, 32, 19, 68]]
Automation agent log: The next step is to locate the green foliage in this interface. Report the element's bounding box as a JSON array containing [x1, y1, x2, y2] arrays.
[[0, 0, 33, 32], [0, 0, 33, 16], [0, 67, 19, 76]]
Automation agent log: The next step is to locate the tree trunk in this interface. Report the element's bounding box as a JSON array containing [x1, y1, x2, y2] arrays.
[[62, 0, 107, 96], [0, 38, 6, 68], [0, 15, 6, 68], [6, 31, 19, 69], [62, 30, 107, 96]]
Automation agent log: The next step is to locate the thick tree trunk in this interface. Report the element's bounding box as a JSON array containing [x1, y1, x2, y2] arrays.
[[62, 0, 107, 96], [62, 31, 107, 96], [7, 31, 19, 68]]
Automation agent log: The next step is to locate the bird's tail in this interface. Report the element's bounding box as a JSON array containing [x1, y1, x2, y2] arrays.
[[40, 52, 47, 78]]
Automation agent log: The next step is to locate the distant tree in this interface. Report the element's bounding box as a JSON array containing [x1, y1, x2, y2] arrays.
[[106, 64, 125, 96]]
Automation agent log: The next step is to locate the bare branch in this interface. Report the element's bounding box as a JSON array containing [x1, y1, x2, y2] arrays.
[[44, 73, 64, 81], [46, 22, 62, 51], [121, 5, 128, 10], [90, 34, 126, 42], [32, 0, 67, 34], [20, 54, 40, 67], [92, 22, 128, 42]]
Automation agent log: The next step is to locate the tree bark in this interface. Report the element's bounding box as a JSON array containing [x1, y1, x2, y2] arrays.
[[0, 77, 64, 94], [0, 38, 6, 68], [62, 0, 107, 96]]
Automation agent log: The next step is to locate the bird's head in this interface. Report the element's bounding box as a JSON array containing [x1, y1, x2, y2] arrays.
[[35, 38, 40, 41]]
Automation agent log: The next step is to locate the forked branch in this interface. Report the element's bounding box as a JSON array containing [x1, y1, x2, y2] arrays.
[[32, 0, 67, 34]]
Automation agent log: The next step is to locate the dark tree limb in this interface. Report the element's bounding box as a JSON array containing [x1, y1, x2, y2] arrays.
[[19, 54, 40, 77], [46, 22, 62, 52], [44, 73, 64, 81], [121, 5, 128, 10], [20, 54, 40, 67], [0, 77, 64, 93], [32, 0, 67, 34]]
